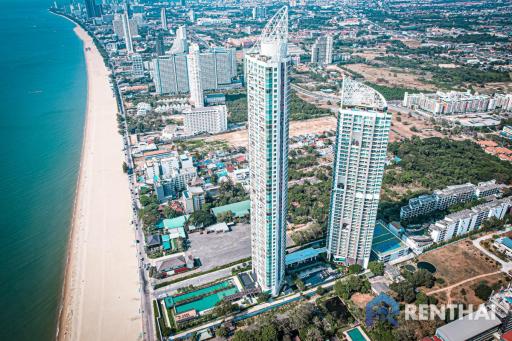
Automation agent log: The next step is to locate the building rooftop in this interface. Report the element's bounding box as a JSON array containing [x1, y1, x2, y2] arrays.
[[285, 247, 326, 266], [211, 200, 250, 218], [146, 234, 161, 247], [434, 183, 474, 197], [435, 308, 501, 341], [499, 237, 512, 250], [162, 215, 189, 229]]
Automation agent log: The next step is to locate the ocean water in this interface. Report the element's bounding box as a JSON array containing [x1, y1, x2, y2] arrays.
[[0, 0, 87, 340]]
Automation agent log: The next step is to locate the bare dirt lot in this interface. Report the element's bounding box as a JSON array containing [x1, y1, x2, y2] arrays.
[[419, 240, 500, 290], [388, 109, 444, 142], [204, 116, 338, 147], [345, 63, 436, 91], [445, 272, 510, 306], [351, 293, 374, 309]]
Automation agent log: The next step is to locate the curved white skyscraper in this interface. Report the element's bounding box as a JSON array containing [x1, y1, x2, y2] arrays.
[[326, 77, 391, 268], [245, 6, 289, 296], [187, 43, 204, 107]]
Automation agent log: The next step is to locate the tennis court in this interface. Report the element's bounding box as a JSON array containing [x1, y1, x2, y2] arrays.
[[371, 222, 404, 254]]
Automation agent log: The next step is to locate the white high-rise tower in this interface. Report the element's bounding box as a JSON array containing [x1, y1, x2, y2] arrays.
[[187, 43, 204, 108], [245, 6, 289, 296], [326, 77, 391, 268], [121, 11, 133, 53], [160, 8, 168, 30]]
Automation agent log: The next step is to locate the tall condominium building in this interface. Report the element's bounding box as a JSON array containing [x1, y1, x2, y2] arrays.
[[170, 26, 188, 54], [326, 77, 391, 268], [152, 54, 189, 95], [245, 6, 289, 296], [160, 8, 167, 30], [187, 43, 204, 107], [199, 47, 237, 90], [183, 106, 228, 134], [113, 14, 138, 39], [121, 12, 134, 53], [311, 34, 333, 65], [155, 33, 165, 56], [131, 53, 144, 78], [252, 7, 266, 20], [84, 0, 101, 18], [151, 47, 237, 95]]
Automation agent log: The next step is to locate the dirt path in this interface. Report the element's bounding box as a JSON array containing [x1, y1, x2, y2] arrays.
[[426, 270, 501, 296]]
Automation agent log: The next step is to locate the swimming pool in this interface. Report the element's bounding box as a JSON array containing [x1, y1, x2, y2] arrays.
[[164, 280, 240, 314], [346, 327, 369, 341], [175, 286, 239, 314], [165, 281, 234, 308]]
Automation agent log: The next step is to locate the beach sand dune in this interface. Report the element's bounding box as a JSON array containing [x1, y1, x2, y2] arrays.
[[58, 25, 141, 341]]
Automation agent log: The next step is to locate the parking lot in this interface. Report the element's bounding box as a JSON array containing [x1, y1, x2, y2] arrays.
[[188, 223, 251, 271]]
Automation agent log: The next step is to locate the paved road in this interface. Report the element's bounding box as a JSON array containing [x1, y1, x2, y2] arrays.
[[291, 83, 339, 103], [472, 227, 512, 274], [115, 75, 155, 341]]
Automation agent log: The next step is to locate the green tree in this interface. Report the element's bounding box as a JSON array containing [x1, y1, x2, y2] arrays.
[[348, 264, 363, 274], [474, 283, 492, 300], [368, 261, 385, 276], [232, 330, 258, 341], [217, 211, 235, 223], [213, 300, 237, 317], [257, 292, 271, 303], [215, 326, 228, 338], [189, 209, 216, 228], [390, 281, 416, 303], [295, 278, 306, 291], [259, 323, 279, 341], [316, 286, 326, 295]]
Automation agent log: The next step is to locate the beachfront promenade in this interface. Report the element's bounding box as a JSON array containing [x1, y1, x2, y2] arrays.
[[57, 25, 142, 340]]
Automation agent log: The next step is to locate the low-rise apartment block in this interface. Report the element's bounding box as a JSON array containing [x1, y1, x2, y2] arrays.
[[429, 197, 512, 243], [183, 105, 228, 134], [400, 180, 505, 220], [403, 90, 512, 115]]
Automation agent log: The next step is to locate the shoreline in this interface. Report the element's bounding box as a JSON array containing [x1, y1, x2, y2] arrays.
[[51, 11, 90, 340], [54, 17, 141, 341]]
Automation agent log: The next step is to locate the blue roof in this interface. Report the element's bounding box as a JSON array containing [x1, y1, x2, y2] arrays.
[[211, 200, 250, 218], [372, 222, 407, 256], [500, 237, 512, 250], [162, 215, 189, 229], [285, 247, 326, 266], [162, 235, 171, 250]]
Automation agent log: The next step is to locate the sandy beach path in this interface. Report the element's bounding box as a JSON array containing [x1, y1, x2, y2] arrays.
[[58, 25, 142, 341]]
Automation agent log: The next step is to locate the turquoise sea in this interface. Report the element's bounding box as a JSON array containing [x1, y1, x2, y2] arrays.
[[0, 0, 87, 340]]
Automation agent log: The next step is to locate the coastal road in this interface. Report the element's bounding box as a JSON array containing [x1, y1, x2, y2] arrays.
[[113, 62, 155, 340]]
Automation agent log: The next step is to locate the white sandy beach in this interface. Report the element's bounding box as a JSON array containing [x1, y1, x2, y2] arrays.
[[58, 25, 142, 340]]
